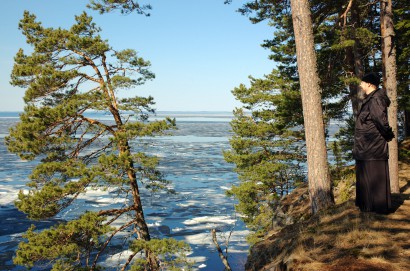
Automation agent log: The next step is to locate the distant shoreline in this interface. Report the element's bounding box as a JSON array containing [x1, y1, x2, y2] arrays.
[[0, 111, 236, 115], [0, 111, 241, 118], [0, 111, 241, 122]]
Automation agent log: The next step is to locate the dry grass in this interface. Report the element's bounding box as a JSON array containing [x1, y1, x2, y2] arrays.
[[246, 159, 410, 271]]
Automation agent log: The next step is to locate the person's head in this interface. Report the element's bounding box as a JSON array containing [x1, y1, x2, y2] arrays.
[[360, 72, 380, 94]]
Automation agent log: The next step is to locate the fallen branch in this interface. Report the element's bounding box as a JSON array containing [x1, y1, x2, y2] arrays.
[[211, 229, 232, 271]]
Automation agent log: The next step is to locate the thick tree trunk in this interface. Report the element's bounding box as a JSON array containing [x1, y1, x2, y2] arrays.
[[381, 0, 399, 193], [290, 0, 334, 214]]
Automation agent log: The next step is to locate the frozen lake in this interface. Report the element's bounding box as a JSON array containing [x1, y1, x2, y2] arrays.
[[0, 111, 343, 270], [0, 112, 249, 271]]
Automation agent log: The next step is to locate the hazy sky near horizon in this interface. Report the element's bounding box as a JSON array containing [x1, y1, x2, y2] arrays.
[[0, 0, 274, 112]]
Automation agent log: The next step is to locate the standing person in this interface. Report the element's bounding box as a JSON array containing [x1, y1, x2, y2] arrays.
[[353, 72, 395, 214]]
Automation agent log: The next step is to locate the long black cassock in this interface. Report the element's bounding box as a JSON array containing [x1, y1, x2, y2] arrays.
[[353, 88, 395, 214]]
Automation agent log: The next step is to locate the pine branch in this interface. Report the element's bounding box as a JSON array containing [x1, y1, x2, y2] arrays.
[[78, 116, 116, 134], [71, 49, 105, 84], [340, 0, 354, 27], [70, 125, 109, 158], [102, 54, 119, 111], [98, 206, 135, 217], [120, 250, 140, 271]]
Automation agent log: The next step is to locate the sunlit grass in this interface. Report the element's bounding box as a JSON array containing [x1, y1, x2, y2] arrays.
[[246, 154, 410, 271]]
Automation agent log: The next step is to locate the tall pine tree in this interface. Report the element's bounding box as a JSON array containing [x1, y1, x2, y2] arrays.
[[395, 1, 410, 137], [7, 12, 189, 271], [290, 0, 334, 213], [381, 0, 399, 193]]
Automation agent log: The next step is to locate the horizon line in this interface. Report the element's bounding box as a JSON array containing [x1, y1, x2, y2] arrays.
[[0, 110, 238, 113]]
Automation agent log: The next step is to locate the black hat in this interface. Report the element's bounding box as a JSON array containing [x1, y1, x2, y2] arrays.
[[361, 72, 381, 87]]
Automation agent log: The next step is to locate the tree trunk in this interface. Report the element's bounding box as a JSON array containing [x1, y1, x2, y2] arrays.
[[381, 0, 399, 193], [110, 105, 152, 241], [344, 1, 364, 119], [111, 106, 159, 270], [290, 0, 334, 214]]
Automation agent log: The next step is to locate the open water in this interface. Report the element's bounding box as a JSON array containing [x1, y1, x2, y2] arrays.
[[0, 112, 249, 271], [0, 111, 343, 271]]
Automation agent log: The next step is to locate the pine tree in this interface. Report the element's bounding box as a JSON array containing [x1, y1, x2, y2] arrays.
[[224, 0, 343, 232], [381, 0, 399, 193], [88, 0, 151, 15], [224, 71, 306, 242], [395, 1, 410, 137], [6, 11, 189, 271], [232, 0, 409, 175], [290, 0, 334, 213]]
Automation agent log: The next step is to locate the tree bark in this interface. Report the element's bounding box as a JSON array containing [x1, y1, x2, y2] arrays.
[[349, 2, 365, 119], [110, 106, 159, 270], [381, 0, 399, 193], [290, 0, 334, 214]]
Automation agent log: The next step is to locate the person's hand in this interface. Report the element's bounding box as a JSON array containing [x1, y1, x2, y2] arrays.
[[386, 127, 395, 142]]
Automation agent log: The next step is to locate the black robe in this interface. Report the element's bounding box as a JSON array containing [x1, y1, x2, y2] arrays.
[[353, 88, 394, 213]]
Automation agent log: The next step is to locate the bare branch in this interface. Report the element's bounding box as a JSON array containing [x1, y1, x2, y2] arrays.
[[360, 0, 378, 7], [340, 0, 354, 27], [120, 251, 140, 271], [225, 211, 237, 257], [78, 116, 116, 134], [211, 229, 232, 271], [82, 141, 114, 164], [104, 209, 126, 226], [71, 49, 106, 86], [91, 219, 138, 270], [102, 54, 119, 110], [77, 72, 103, 84], [70, 125, 109, 158], [98, 206, 135, 217]]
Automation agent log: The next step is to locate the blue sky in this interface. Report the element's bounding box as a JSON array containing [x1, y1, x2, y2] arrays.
[[0, 0, 274, 112]]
